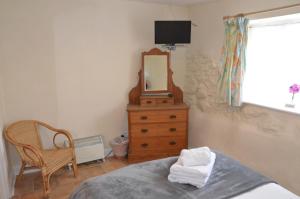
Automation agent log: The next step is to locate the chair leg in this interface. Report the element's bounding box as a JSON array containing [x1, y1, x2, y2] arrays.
[[17, 161, 26, 181], [71, 158, 78, 177], [42, 173, 51, 197]]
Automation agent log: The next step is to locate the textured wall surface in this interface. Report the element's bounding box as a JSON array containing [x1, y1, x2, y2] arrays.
[[184, 52, 300, 194], [186, 0, 300, 190], [184, 53, 293, 133]]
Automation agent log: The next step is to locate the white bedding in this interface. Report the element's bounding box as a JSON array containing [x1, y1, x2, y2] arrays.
[[232, 183, 299, 199]]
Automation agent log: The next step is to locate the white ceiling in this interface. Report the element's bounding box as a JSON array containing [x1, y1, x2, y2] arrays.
[[129, 0, 216, 5]]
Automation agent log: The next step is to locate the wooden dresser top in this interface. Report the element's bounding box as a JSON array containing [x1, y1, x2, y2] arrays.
[[127, 103, 189, 111]]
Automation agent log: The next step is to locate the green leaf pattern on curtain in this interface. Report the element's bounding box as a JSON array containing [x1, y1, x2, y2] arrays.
[[219, 17, 249, 107]]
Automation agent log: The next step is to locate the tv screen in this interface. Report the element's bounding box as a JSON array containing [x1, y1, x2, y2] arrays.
[[155, 21, 191, 45]]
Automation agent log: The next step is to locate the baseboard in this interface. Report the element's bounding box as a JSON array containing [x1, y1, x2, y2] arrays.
[[13, 148, 113, 175], [14, 165, 40, 176], [9, 174, 15, 198]]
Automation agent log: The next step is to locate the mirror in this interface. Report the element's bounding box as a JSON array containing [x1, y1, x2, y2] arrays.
[[129, 48, 184, 105], [144, 55, 168, 91]]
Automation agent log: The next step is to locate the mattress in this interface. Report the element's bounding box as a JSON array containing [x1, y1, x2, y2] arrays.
[[233, 183, 299, 199]]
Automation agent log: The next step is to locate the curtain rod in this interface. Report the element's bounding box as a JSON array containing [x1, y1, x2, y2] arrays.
[[223, 3, 300, 20]]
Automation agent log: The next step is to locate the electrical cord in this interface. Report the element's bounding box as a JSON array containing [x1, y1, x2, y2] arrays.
[[104, 149, 113, 158]]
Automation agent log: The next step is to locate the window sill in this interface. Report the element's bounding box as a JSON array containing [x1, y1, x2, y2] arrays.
[[242, 101, 300, 116]]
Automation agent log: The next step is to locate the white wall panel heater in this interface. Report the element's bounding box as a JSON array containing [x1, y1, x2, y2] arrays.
[[71, 135, 105, 164]]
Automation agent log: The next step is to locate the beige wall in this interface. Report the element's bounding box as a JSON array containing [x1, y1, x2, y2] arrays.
[[187, 0, 300, 195], [0, 0, 189, 170]]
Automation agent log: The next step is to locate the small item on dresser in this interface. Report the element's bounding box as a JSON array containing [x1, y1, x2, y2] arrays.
[[180, 147, 212, 167], [168, 149, 216, 188]]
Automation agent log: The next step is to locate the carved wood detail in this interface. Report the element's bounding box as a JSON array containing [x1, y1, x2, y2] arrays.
[[129, 71, 142, 105], [128, 48, 183, 105]]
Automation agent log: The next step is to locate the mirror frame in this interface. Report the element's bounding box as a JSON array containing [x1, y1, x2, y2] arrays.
[[129, 48, 183, 105], [141, 48, 171, 94]]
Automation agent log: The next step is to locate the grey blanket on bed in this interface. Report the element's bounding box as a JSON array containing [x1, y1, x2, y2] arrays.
[[70, 152, 273, 199]]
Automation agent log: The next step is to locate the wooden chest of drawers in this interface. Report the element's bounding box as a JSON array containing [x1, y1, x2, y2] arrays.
[[127, 104, 189, 163]]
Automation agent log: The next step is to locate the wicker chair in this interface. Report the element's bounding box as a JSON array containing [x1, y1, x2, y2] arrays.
[[4, 120, 78, 196]]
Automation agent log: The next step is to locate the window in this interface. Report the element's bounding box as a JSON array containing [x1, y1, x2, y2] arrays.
[[243, 13, 300, 114]]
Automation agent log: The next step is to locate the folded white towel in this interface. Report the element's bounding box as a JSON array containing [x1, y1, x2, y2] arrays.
[[170, 152, 216, 178], [168, 170, 207, 180], [180, 147, 212, 167], [168, 152, 216, 188], [170, 157, 213, 178], [168, 174, 208, 188]]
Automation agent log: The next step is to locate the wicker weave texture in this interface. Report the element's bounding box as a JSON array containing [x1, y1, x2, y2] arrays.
[[5, 120, 78, 196]]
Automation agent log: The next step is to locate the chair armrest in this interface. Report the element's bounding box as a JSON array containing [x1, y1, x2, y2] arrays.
[[19, 144, 45, 167], [53, 130, 75, 149], [37, 121, 75, 149]]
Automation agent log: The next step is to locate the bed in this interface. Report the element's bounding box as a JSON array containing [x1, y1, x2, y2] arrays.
[[233, 183, 298, 199], [70, 152, 299, 199]]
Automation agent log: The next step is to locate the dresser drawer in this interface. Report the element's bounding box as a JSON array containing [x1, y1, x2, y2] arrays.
[[128, 152, 180, 163], [130, 137, 186, 152], [129, 110, 187, 124], [140, 96, 174, 107], [130, 122, 186, 137], [156, 98, 174, 105], [140, 98, 156, 106]]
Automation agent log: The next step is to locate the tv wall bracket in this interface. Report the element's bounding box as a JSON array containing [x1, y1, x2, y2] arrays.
[[161, 44, 185, 51], [163, 44, 176, 51]]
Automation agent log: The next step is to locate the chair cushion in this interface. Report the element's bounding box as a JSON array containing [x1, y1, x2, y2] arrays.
[[42, 148, 73, 174]]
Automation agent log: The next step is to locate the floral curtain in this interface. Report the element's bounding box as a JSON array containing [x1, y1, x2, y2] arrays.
[[219, 16, 249, 107]]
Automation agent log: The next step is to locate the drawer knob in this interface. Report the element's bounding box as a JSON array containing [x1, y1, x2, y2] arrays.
[[169, 141, 176, 145], [140, 116, 148, 120], [169, 115, 177, 119], [169, 128, 177, 132], [146, 101, 152, 104], [141, 129, 148, 133], [141, 143, 149, 148], [162, 100, 168, 103]]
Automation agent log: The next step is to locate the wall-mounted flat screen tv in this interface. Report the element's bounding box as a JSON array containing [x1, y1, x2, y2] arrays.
[[155, 21, 191, 45]]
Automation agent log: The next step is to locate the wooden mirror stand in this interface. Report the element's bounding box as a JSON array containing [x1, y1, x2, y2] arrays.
[[127, 48, 189, 163], [128, 48, 183, 105]]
